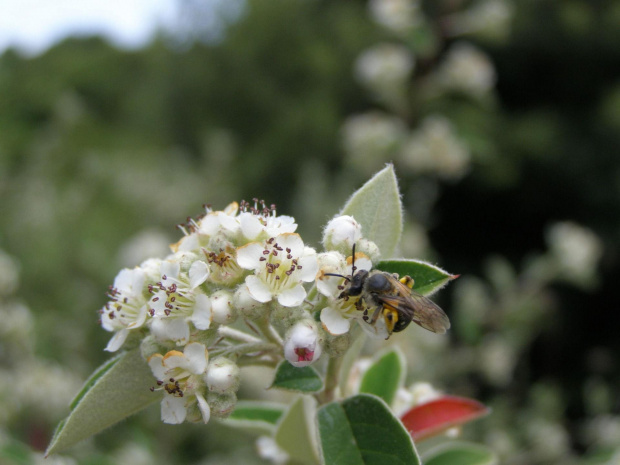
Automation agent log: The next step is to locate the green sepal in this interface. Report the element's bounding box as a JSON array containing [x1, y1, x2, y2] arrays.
[[271, 361, 324, 393], [318, 394, 420, 465], [375, 259, 457, 296], [340, 164, 403, 259], [359, 349, 405, 406], [46, 348, 160, 456]]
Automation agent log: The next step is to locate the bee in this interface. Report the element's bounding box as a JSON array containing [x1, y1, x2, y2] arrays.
[[325, 246, 451, 338]]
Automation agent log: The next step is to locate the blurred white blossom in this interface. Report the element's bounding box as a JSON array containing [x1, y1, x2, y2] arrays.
[[546, 221, 603, 286], [398, 115, 471, 179], [355, 43, 415, 107], [436, 42, 496, 98], [342, 112, 408, 174], [368, 0, 422, 34]]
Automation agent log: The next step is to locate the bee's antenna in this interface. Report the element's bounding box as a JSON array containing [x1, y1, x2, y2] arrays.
[[324, 272, 349, 282], [351, 243, 356, 273]]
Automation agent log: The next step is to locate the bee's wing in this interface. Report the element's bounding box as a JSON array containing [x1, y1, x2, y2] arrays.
[[376, 283, 451, 334]]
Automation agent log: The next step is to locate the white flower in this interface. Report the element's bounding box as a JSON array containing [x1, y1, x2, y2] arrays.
[[546, 222, 603, 284], [171, 202, 240, 253], [238, 211, 297, 242], [342, 112, 408, 174], [436, 42, 496, 98], [283, 320, 323, 367], [398, 115, 470, 179], [317, 252, 374, 337], [203, 246, 245, 286], [148, 342, 210, 424], [237, 233, 318, 307], [256, 436, 289, 465], [355, 43, 415, 92], [369, 0, 422, 33], [148, 258, 212, 345], [100, 267, 149, 352], [322, 215, 363, 253]]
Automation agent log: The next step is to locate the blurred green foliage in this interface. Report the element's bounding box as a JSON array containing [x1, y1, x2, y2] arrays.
[[1, 0, 619, 463]]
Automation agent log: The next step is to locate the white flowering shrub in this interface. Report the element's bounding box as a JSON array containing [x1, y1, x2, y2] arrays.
[[45, 166, 496, 464]]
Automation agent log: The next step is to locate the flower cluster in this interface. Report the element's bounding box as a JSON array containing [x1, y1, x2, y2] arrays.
[[99, 201, 383, 424]]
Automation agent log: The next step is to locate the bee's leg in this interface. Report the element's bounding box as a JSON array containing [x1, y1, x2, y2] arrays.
[[369, 305, 382, 325], [400, 275, 414, 289]]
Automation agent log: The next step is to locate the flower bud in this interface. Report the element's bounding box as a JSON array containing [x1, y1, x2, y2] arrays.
[[233, 284, 269, 320], [211, 290, 237, 325], [205, 357, 240, 394], [270, 305, 306, 333], [284, 320, 323, 367], [322, 215, 362, 254], [321, 328, 351, 358], [355, 238, 381, 262], [207, 391, 237, 419]]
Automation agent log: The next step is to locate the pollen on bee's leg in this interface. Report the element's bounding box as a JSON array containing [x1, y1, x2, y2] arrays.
[[400, 275, 414, 289]]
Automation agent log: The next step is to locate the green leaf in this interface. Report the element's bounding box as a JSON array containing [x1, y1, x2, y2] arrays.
[[375, 259, 457, 296], [318, 394, 420, 465], [424, 442, 498, 465], [271, 361, 324, 392], [340, 164, 403, 258], [224, 401, 286, 435], [274, 396, 320, 465], [359, 349, 405, 406], [46, 348, 160, 456]]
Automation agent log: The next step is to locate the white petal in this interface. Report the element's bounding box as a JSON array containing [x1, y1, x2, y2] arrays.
[[198, 214, 220, 235], [189, 260, 210, 289], [151, 318, 190, 344], [245, 275, 273, 303], [161, 395, 187, 424], [195, 393, 211, 424], [239, 213, 264, 240], [114, 268, 144, 294], [161, 260, 180, 280], [276, 233, 304, 256], [236, 242, 265, 270], [172, 234, 200, 253], [104, 328, 130, 352], [162, 351, 189, 372], [297, 254, 319, 282], [128, 304, 148, 329], [191, 293, 212, 330], [218, 214, 240, 233], [316, 275, 343, 298], [183, 342, 209, 374], [352, 256, 372, 272], [148, 353, 166, 380], [267, 215, 297, 235], [320, 307, 351, 335], [277, 284, 306, 307]]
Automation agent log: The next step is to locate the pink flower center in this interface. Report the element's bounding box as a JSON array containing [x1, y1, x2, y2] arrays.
[[294, 347, 314, 362]]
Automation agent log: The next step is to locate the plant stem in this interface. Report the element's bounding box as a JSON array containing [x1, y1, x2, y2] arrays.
[[317, 355, 344, 405]]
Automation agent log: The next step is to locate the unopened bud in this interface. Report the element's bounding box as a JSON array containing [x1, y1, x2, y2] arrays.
[[207, 391, 237, 419], [211, 290, 237, 325], [205, 357, 240, 394], [233, 285, 268, 320], [322, 215, 362, 254], [284, 320, 323, 367]]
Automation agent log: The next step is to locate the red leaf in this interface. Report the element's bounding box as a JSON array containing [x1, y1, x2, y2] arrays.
[[400, 395, 490, 442]]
